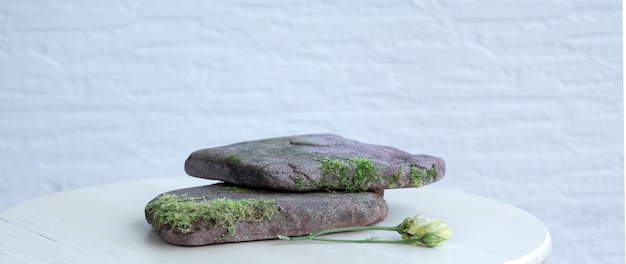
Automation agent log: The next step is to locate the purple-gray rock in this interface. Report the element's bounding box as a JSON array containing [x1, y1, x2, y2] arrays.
[[185, 134, 445, 191], [145, 183, 388, 246]]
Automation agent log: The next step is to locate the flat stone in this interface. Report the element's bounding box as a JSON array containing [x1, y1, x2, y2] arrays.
[[145, 183, 388, 246], [185, 133, 445, 191]]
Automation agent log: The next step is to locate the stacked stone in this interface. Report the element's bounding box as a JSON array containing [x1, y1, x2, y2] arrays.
[[145, 134, 445, 246]]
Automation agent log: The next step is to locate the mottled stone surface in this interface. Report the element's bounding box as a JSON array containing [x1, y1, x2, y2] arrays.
[[145, 183, 388, 246], [185, 133, 445, 191]]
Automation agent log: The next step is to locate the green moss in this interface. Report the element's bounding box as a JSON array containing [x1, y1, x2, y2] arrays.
[[294, 175, 306, 190], [408, 164, 439, 187], [145, 194, 280, 236], [316, 157, 345, 190], [386, 164, 405, 188], [314, 157, 383, 192], [224, 154, 242, 165], [426, 164, 439, 181], [220, 185, 263, 193], [348, 157, 383, 191], [296, 157, 439, 191]]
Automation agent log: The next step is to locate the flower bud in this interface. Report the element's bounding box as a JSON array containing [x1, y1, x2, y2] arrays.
[[398, 215, 452, 247], [420, 233, 447, 247]]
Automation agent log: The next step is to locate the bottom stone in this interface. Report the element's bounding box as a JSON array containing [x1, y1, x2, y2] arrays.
[[145, 183, 388, 246]]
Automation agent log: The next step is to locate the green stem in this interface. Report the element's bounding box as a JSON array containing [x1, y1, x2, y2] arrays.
[[278, 225, 423, 245], [307, 236, 425, 246], [308, 225, 400, 237], [278, 234, 428, 247]]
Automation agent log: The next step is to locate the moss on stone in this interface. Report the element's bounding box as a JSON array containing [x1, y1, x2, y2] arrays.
[[294, 175, 306, 190], [315, 157, 383, 192], [145, 194, 280, 236], [295, 157, 439, 191], [385, 164, 405, 188], [408, 164, 439, 187], [224, 154, 242, 165], [219, 185, 263, 193], [347, 157, 383, 191]]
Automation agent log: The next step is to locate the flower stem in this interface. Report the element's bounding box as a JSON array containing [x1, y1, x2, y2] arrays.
[[308, 225, 400, 237], [278, 235, 427, 246], [278, 215, 451, 248], [278, 225, 417, 244]]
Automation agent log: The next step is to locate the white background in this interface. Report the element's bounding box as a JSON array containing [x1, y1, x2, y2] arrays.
[[0, 1, 623, 263]]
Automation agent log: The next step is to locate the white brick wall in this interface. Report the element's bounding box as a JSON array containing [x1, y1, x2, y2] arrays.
[[0, 0, 622, 263]]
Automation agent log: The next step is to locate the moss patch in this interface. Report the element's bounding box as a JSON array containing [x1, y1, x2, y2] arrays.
[[313, 157, 384, 192], [145, 194, 280, 236], [408, 164, 439, 187], [295, 157, 439, 191], [220, 185, 264, 193], [294, 175, 306, 190], [224, 154, 242, 165], [385, 164, 405, 188]]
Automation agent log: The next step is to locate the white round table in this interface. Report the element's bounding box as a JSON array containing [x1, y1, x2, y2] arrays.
[[0, 177, 550, 263]]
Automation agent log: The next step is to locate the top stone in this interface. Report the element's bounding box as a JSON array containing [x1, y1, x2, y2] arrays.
[[185, 134, 446, 192]]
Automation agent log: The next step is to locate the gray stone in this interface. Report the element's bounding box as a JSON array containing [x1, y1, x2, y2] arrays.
[[145, 183, 388, 246], [185, 133, 445, 191]]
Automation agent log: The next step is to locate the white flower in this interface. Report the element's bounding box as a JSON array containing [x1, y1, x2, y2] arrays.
[[398, 215, 452, 247]]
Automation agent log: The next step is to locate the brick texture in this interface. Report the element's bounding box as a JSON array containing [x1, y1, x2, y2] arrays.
[[0, 0, 622, 263]]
